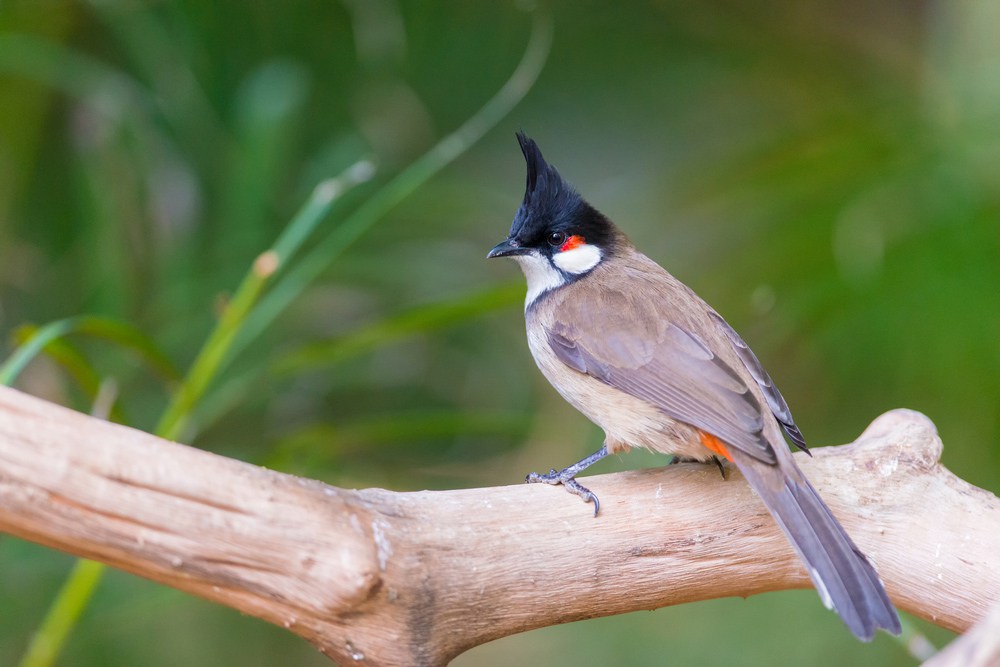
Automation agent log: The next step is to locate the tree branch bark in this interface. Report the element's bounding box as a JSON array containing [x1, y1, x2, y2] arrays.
[[0, 385, 997, 666], [923, 599, 1000, 667]]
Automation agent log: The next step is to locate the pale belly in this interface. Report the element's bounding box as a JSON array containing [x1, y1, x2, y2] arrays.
[[526, 325, 714, 460]]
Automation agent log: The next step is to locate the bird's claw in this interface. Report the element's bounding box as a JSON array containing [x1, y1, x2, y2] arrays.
[[669, 454, 728, 480], [526, 468, 601, 516]]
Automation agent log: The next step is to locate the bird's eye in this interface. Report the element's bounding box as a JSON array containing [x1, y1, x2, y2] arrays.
[[547, 231, 567, 247]]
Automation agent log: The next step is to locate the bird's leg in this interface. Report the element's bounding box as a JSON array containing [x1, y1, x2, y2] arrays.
[[669, 454, 728, 480], [711, 455, 728, 479], [526, 444, 609, 516]]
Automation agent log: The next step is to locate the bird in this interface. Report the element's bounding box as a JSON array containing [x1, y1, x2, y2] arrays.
[[487, 132, 901, 641]]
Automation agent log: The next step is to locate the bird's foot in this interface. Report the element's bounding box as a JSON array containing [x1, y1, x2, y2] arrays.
[[669, 454, 728, 480], [526, 468, 601, 517], [712, 455, 728, 480]]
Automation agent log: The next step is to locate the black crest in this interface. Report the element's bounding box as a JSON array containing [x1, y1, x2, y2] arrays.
[[509, 133, 615, 251]]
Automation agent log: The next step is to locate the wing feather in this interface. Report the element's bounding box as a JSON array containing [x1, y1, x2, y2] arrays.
[[706, 311, 808, 452], [547, 314, 776, 464]]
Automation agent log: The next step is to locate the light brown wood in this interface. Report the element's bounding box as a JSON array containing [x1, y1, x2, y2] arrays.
[[923, 600, 1000, 667], [0, 385, 997, 666]]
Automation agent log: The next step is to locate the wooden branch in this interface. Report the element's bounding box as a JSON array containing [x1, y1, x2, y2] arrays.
[[923, 599, 1000, 667], [0, 386, 998, 666]]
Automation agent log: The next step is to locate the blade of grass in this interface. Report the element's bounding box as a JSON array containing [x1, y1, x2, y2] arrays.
[[18, 560, 106, 667], [0, 316, 179, 387], [0, 319, 77, 386], [9, 334, 128, 424], [272, 282, 523, 376], [194, 283, 523, 436], [152, 157, 375, 442], [230, 8, 553, 363]]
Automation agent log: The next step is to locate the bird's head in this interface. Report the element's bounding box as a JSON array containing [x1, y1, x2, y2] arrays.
[[488, 133, 620, 304]]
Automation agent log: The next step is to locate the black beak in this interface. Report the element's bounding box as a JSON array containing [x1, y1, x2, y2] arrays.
[[487, 238, 529, 259]]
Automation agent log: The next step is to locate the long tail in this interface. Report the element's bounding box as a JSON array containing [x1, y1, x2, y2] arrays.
[[730, 448, 901, 641]]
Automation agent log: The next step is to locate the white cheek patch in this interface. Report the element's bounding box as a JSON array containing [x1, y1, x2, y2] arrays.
[[514, 251, 566, 308], [552, 243, 602, 274]]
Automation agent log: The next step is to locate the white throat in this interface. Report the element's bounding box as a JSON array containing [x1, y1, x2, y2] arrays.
[[514, 251, 566, 308], [513, 244, 603, 308]]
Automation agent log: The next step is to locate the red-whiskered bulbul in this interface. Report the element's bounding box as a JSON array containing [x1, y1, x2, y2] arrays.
[[487, 132, 901, 641]]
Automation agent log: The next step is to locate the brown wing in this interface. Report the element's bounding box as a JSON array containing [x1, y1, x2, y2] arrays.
[[545, 288, 776, 464], [707, 311, 808, 452]]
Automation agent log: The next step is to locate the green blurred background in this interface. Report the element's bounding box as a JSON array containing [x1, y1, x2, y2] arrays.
[[1, 1, 997, 665]]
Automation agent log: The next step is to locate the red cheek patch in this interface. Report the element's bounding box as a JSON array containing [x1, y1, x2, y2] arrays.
[[560, 235, 585, 252]]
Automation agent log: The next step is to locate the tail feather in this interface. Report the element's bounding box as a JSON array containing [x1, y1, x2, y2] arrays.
[[731, 450, 901, 641]]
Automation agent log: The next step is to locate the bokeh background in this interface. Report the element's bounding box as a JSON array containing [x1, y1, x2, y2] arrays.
[[1, 1, 997, 665]]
